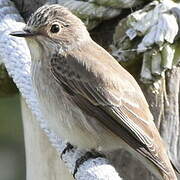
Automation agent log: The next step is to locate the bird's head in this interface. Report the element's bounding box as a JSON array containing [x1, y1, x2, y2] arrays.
[[10, 4, 91, 54]]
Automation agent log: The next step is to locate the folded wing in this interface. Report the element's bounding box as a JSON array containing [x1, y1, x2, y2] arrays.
[[50, 45, 170, 175]]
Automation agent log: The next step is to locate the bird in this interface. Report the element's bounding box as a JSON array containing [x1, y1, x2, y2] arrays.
[[10, 4, 177, 180]]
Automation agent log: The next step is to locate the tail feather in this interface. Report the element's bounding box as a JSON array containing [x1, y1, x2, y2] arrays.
[[170, 159, 180, 174]]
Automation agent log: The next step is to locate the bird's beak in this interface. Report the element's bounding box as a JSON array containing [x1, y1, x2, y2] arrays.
[[10, 30, 36, 37]]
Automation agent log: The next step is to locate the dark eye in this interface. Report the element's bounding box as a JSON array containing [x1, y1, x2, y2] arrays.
[[50, 24, 60, 33]]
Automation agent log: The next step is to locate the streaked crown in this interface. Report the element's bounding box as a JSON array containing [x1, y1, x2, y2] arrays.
[[24, 4, 90, 48], [27, 4, 83, 29]]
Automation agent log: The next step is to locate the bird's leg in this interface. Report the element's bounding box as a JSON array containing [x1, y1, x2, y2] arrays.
[[73, 150, 105, 178]]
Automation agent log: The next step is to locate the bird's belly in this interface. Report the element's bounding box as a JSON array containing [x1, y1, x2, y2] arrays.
[[31, 62, 125, 151]]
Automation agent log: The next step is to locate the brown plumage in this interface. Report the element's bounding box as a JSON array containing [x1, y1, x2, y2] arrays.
[[10, 4, 177, 180]]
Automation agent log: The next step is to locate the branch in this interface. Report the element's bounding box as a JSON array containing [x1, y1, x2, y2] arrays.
[[0, 0, 122, 179]]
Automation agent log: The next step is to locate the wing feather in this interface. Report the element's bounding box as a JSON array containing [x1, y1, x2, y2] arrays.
[[50, 48, 169, 174]]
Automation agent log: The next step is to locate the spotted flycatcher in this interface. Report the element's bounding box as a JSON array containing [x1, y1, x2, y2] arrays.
[[11, 4, 177, 180]]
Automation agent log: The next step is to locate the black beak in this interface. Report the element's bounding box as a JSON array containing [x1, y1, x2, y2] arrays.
[[10, 30, 35, 37]]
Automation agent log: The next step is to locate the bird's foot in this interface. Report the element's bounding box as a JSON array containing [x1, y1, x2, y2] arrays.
[[73, 150, 105, 178], [61, 142, 74, 159]]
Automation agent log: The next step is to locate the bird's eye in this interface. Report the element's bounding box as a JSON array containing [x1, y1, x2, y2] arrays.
[[50, 24, 60, 33]]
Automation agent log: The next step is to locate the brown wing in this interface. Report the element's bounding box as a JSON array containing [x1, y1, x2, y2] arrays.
[[50, 43, 170, 175]]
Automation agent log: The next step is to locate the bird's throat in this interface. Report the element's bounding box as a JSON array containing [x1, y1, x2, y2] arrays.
[[25, 38, 44, 62]]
